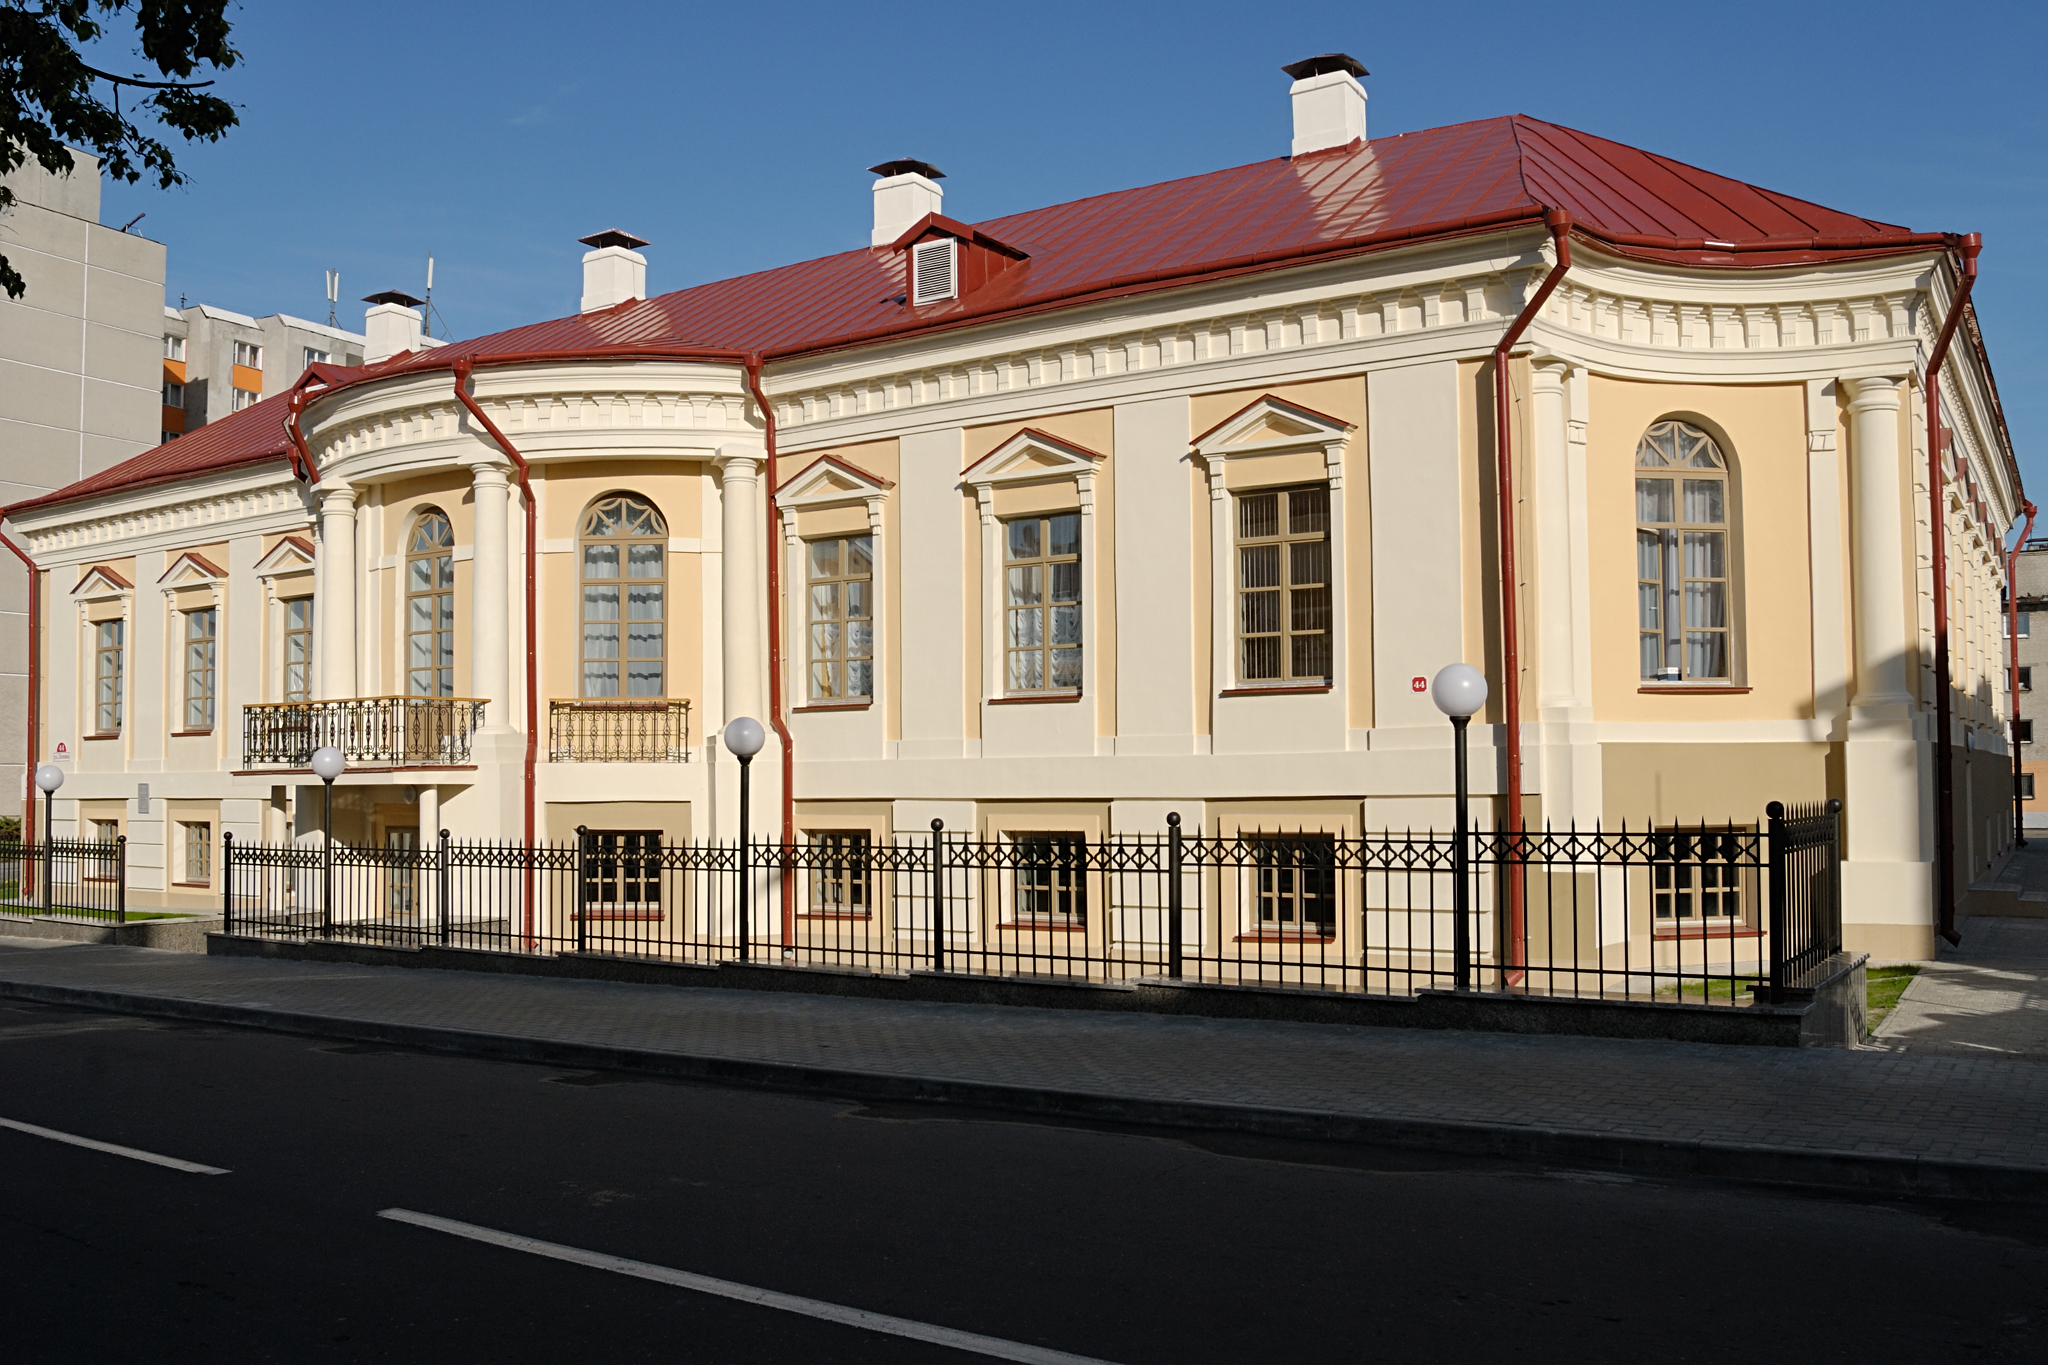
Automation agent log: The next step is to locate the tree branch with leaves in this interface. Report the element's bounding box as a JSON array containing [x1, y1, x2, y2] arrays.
[[0, 0, 240, 298]]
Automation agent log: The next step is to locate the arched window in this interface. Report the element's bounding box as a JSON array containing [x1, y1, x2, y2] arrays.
[[1636, 421, 1732, 681], [579, 493, 668, 697], [406, 510, 455, 697]]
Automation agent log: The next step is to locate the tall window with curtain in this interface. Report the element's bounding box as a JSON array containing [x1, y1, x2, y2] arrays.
[[282, 597, 313, 703], [1636, 421, 1733, 682], [1004, 513, 1082, 694], [407, 511, 456, 696], [807, 536, 873, 701], [579, 494, 667, 697], [182, 608, 217, 730], [94, 619, 124, 734]]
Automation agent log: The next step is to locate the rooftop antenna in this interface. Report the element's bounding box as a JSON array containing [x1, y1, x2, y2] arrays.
[[423, 256, 435, 340], [325, 270, 339, 328]]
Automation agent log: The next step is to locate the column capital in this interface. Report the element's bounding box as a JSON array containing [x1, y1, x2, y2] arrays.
[[1843, 374, 1906, 414], [316, 481, 358, 512], [1528, 355, 1572, 388], [465, 460, 512, 489], [715, 443, 766, 477]]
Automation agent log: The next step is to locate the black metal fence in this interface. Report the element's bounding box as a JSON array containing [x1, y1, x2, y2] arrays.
[[221, 800, 1845, 1005], [0, 837, 127, 923]]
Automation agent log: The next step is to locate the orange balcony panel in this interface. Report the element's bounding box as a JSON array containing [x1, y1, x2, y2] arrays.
[[231, 363, 264, 394], [161, 406, 186, 433], [163, 358, 187, 384]]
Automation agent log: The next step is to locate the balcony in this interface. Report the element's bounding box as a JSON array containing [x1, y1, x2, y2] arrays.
[[548, 698, 693, 762], [242, 697, 487, 769]]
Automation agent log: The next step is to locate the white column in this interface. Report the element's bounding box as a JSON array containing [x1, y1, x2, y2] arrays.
[[1846, 377, 1912, 709], [1805, 380, 1850, 728], [1530, 360, 1575, 712], [1528, 359, 1601, 832], [468, 461, 512, 722], [1840, 373, 1933, 957], [317, 482, 357, 699], [715, 445, 764, 724]]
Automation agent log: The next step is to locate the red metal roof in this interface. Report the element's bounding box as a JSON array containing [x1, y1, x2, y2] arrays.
[[7, 114, 1965, 520]]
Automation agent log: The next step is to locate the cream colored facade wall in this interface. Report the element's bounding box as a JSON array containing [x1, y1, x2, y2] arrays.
[[5, 222, 2021, 959]]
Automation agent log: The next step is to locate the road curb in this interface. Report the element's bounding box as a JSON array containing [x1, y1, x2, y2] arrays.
[[4, 975, 2043, 1204]]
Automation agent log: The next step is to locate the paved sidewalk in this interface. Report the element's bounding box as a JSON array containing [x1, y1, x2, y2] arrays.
[[1876, 917, 2048, 1059], [3, 937, 2046, 1200]]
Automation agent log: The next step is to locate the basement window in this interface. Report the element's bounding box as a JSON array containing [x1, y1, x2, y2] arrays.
[[911, 238, 956, 305]]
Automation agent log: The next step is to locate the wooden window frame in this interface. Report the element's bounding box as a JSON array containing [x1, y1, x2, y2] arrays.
[[1636, 420, 1734, 683], [805, 536, 874, 702], [1007, 831, 1088, 926], [803, 829, 873, 919], [282, 596, 314, 703], [182, 606, 217, 732], [94, 617, 124, 734], [1241, 833, 1337, 940], [1002, 513, 1083, 696], [578, 494, 669, 700], [1234, 484, 1331, 686], [180, 820, 213, 887], [581, 829, 663, 919], [407, 511, 456, 698]]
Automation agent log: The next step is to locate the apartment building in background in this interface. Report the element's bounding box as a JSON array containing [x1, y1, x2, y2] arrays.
[[2012, 541, 2048, 829], [0, 150, 166, 821], [160, 305, 366, 442]]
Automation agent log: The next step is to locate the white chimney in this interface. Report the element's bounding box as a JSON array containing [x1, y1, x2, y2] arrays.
[[1284, 54, 1368, 157], [868, 160, 945, 248], [579, 229, 649, 313], [362, 290, 425, 364]]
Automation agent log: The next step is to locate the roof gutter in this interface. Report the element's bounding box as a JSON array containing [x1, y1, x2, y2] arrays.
[[0, 517, 39, 841], [1930, 233, 1982, 946], [2010, 500, 2037, 852], [1492, 207, 1573, 977], [743, 356, 797, 945], [451, 358, 540, 940]]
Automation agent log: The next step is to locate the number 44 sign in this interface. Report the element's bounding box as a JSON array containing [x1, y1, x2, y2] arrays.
[[1410, 676, 1427, 693]]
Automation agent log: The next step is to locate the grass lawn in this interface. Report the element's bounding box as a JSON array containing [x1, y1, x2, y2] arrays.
[[1866, 965, 1922, 1035], [1654, 977, 1759, 1003]]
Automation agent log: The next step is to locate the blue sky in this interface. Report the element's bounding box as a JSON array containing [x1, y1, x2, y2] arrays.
[[92, 1, 2048, 501]]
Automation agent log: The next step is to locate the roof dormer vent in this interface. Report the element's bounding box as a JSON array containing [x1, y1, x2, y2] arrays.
[[910, 238, 956, 305]]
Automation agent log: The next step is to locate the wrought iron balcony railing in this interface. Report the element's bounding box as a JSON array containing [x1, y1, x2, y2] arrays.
[[242, 697, 487, 768], [548, 698, 692, 762]]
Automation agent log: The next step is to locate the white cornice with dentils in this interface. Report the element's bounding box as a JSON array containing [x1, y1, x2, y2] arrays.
[[7, 463, 313, 566]]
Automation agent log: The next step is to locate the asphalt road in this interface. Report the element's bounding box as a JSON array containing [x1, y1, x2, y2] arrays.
[[2, 1000, 2044, 1363]]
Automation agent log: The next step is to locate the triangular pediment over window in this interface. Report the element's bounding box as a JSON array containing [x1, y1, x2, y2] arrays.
[[254, 535, 316, 577], [158, 551, 228, 587], [961, 428, 1105, 489], [777, 454, 894, 512], [72, 564, 134, 599], [1191, 394, 1354, 461]]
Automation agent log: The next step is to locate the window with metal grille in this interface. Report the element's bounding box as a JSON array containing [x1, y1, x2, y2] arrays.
[[1651, 828, 1751, 923], [579, 494, 667, 697], [1637, 420, 1733, 681], [94, 619, 123, 734], [1250, 835, 1336, 935], [583, 830, 662, 912], [1004, 514, 1081, 693], [911, 238, 955, 305], [806, 830, 872, 917], [182, 608, 216, 730], [1235, 485, 1330, 684], [282, 597, 313, 703], [1010, 833, 1087, 923], [807, 537, 873, 700], [407, 511, 456, 696]]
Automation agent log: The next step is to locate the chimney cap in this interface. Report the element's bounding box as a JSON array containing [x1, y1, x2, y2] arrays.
[[578, 228, 650, 251], [362, 289, 425, 307], [868, 159, 946, 181], [1282, 53, 1367, 80]]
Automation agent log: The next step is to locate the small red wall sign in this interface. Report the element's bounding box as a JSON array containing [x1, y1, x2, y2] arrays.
[[1410, 676, 1427, 693]]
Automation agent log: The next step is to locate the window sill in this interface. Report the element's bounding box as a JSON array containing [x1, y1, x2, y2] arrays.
[[86, 732, 121, 741], [171, 881, 211, 889], [1219, 684, 1332, 698], [1000, 919, 1089, 933], [171, 730, 215, 738], [1637, 685, 1751, 695], [794, 701, 873, 713], [989, 692, 1082, 705], [1653, 925, 1762, 940]]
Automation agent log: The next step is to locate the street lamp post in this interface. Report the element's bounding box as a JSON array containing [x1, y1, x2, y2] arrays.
[[310, 746, 346, 937], [723, 717, 766, 962], [1431, 664, 1489, 993], [33, 762, 63, 912]]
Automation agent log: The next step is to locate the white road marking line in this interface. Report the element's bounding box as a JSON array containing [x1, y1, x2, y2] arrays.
[[0, 1117, 230, 1175], [379, 1208, 1118, 1365]]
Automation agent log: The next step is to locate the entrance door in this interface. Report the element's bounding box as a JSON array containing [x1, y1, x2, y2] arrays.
[[385, 827, 419, 919]]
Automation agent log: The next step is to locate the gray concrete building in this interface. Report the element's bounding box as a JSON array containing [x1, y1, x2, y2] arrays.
[[2012, 540, 2048, 831], [160, 305, 364, 439], [0, 151, 165, 821]]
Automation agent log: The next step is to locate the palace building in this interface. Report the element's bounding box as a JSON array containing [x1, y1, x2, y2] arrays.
[[0, 56, 2021, 962]]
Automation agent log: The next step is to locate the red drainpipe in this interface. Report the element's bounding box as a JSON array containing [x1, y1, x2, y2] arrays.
[[743, 356, 797, 944], [2009, 500, 2037, 851], [1929, 234, 1982, 946], [283, 390, 315, 484], [1493, 207, 1572, 974], [0, 517, 39, 845], [451, 359, 541, 942]]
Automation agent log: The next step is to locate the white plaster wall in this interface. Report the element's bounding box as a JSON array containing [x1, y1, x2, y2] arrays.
[[1368, 360, 1466, 734], [896, 428, 966, 760], [1113, 396, 1197, 754]]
